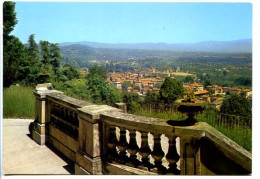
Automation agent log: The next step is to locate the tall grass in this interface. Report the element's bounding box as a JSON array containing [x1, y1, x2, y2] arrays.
[[196, 110, 252, 151], [3, 85, 35, 118]]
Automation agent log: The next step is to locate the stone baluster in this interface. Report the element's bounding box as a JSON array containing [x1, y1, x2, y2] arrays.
[[139, 131, 152, 170], [151, 133, 166, 173], [166, 136, 180, 174], [127, 129, 140, 167], [117, 127, 128, 163], [107, 125, 118, 160]]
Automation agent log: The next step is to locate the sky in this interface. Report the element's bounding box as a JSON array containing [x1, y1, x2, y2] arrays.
[[11, 2, 252, 44]]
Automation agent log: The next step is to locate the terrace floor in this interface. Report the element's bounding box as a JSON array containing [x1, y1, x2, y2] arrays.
[[2, 119, 74, 175]]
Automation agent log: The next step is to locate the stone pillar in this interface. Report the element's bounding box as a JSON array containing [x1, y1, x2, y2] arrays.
[[115, 103, 127, 113], [75, 105, 122, 175], [32, 83, 63, 145], [179, 137, 201, 175]]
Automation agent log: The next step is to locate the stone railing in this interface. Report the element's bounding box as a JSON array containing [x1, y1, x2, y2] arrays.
[[31, 83, 252, 175]]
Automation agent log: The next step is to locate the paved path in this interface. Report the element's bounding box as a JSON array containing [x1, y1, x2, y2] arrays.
[[2, 119, 73, 175]]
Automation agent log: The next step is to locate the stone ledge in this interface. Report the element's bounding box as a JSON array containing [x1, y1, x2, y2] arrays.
[[78, 105, 122, 123], [104, 162, 157, 175]]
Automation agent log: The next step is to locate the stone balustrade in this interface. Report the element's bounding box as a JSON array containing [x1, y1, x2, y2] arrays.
[[31, 83, 252, 175]]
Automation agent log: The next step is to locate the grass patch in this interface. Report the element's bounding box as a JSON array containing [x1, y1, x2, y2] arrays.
[[3, 85, 35, 118], [196, 111, 252, 152]]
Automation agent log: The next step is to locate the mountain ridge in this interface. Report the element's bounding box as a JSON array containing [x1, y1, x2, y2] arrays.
[[59, 39, 252, 53]]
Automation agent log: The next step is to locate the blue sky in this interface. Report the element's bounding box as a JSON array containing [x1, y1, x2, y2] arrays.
[[11, 2, 252, 44]]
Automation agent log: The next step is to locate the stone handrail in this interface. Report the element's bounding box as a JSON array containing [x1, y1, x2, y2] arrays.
[[31, 83, 252, 175]]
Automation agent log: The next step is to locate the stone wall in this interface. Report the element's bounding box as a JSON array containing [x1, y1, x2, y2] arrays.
[[31, 83, 252, 175]]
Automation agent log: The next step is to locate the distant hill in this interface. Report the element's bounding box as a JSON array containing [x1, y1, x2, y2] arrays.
[[59, 39, 252, 53]]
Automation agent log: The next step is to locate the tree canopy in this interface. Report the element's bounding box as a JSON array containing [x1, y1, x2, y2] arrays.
[[86, 66, 107, 80], [220, 93, 251, 118], [159, 77, 184, 108]]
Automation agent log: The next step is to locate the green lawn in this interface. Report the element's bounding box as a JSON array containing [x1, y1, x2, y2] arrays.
[[3, 85, 35, 118]]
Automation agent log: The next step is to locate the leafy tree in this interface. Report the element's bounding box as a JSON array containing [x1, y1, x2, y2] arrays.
[[49, 43, 61, 76], [122, 81, 132, 92], [22, 34, 41, 85], [40, 40, 51, 72], [61, 64, 80, 81], [234, 77, 252, 87], [203, 79, 211, 88], [220, 93, 251, 118], [3, 36, 27, 87], [159, 77, 184, 108], [53, 79, 91, 101], [223, 71, 228, 76], [123, 92, 142, 112], [3, 2, 17, 41], [133, 85, 140, 91], [144, 91, 159, 110], [3, 2, 19, 87], [87, 66, 107, 80], [155, 82, 163, 89], [87, 77, 121, 106], [184, 75, 194, 83]]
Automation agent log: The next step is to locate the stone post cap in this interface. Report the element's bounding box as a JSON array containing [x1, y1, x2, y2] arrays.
[[36, 83, 54, 91], [34, 83, 63, 98]]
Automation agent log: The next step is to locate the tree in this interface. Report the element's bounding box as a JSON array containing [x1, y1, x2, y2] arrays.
[[62, 64, 80, 81], [220, 93, 251, 118], [203, 79, 211, 88], [144, 91, 159, 111], [40, 40, 51, 72], [22, 34, 41, 85], [3, 2, 17, 42], [87, 66, 107, 80], [123, 92, 142, 112], [3, 2, 19, 87], [234, 77, 252, 87], [184, 75, 194, 83], [49, 43, 61, 75], [3, 36, 27, 87], [159, 77, 184, 108], [87, 77, 121, 106], [122, 81, 132, 92]]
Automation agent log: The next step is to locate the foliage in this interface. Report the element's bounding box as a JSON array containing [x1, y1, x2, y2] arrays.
[[196, 108, 251, 151], [3, 85, 35, 118], [3, 36, 27, 87], [143, 91, 160, 110], [40, 40, 51, 72], [49, 43, 62, 76], [234, 77, 252, 87], [3, 1, 17, 40], [61, 64, 81, 81], [86, 66, 107, 80], [220, 94, 252, 118], [87, 77, 122, 106], [184, 75, 194, 83], [203, 79, 212, 88], [159, 77, 184, 108], [122, 81, 132, 92], [53, 79, 91, 101], [123, 92, 142, 112], [133, 108, 186, 121]]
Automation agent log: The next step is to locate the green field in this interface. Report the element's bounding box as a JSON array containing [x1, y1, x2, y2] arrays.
[[3, 85, 35, 118]]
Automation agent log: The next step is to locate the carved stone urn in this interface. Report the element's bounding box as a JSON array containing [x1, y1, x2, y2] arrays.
[[167, 99, 207, 126]]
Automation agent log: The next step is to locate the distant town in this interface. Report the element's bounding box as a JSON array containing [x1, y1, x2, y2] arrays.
[[94, 67, 253, 111]]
